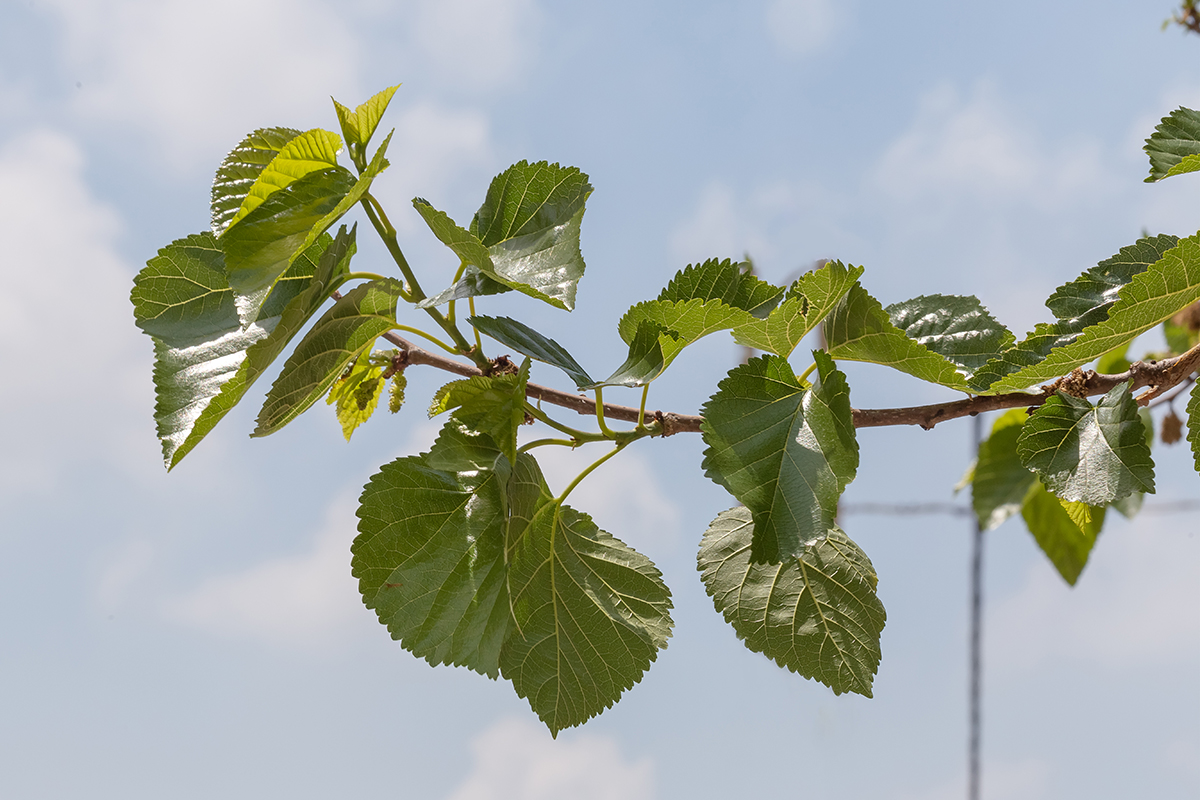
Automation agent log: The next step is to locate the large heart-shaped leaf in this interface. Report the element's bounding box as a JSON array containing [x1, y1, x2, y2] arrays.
[[1144, 106, 1200, 182], [701, 351, 858, 562], [697, 506, 885, 697]]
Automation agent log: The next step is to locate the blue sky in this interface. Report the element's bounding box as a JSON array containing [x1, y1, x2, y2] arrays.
[[1, 1, 1198, 798]]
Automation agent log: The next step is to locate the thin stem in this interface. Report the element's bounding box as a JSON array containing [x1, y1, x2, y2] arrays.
[[558, 442, 627, 505], [594, 387, 616, 438], [469, 296, 484, 355], [390, 324, 458, 354], [798, 361, 819, 384], [524, 402, 607, 443], [637, 385, 650, 429], [344, 271, 390, 284], [517, 437, 578, 453], [446, 261, 468, 326]]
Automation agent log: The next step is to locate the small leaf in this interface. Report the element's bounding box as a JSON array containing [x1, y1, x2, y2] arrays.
[[701, 352, 858, 562], [254, 278, 405, 436], [588, 320, 675, 389], [353, 420, 513, 677], [618, 298, 755, 352], [1017, 381, 1155, 506], [657, 258, 783, 318], [333, 84, 400, 150], [1021, 480, 1104, 585], [211, 127, 302, 235], [971, 408, 1037, 531], [470, 315, 595, 390], [428, 360, 530, 465], [223, 128, 344, 233], [697, 506, 885, 697], [327, 352, 387, 441], [733, 261, 864, 356], [885, 294, 1014, 376], [501, 481, 673, 734], [1144, 106, 1200, 182], [388, 372, 407, 414], [1188, 381, 1200, 472]]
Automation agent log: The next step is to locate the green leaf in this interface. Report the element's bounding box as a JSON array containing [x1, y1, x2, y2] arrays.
[[1163, 301, 1200, 354], [429, 360, 530, 465], [222, 132, 392, 325], [353, 420, 513, 677], [333, 84, 400, 150], [971, 409, 1036, 531], [733, 261, 864, 356], [982, 234, 1200, 394], [1021, 480, 1104, 585], [1188, 381, 1200, 473], [885, 294, 1014, 376], [326, 351, 387, 441], [824, 281, 970, 391], [415, 160, 591, 311], [617, 298, 755, 352], [254, 278, 405, 436], [701, 351, 858, 562], [588, 320, 676, 389], [224, 128, 343, 233], [1144, 106, 1200, 182], [697, 506, 885, 697], [211, 127, 301, 235], [657, 258, 783, 318], [469, 315, 595, 390], [1016, 382, 1155, 506], [1095, 342, 1131, 375], [131, 229, 350, 468], [501, 482, 673, 734]]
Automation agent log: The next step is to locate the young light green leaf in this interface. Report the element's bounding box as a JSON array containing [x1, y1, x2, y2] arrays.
[[428, 360, 530, 465], [501, 495, 673, 735], [701, 352, 858, 562], [131, 229, 350, 468], [587, 320, 676, 389], [223, 128, 343, 233], [211, 127, 301, 235], [969, 235, 1179, 392], [254, 278, 405, 436], [353, 420, 513, 677], [617, 298, 756, 350], [733, 261, 864, 356], [984, 234, 1200, 393], [326, 352, 387, 441], [1021, 480, 1104, 585], [1189, 381, 1200, 473], [1016, 382, 1154, 506], [470, 315, 595, 389], [886, 294, 1014, 376], [657, 258, 784, 318], [971, 408, 1037, 531], [824, 281, 971, 391], [333, 84, 400, 150], [1144, 106, 1200, 182], [697, 506, 885, 697]]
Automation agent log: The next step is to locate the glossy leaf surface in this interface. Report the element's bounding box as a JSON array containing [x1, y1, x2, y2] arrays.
[[470, 315, 595, 389], [733, 261, 864, 356], [224, 128, 343, 232], [1144, 106, 1200, 182], [210, 127, 301, 235], [886, 294, 1013, 376], [698, 506, 885, 696]]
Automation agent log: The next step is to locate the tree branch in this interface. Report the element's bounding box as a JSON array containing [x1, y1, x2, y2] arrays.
[[382, 330, 1200, 436]]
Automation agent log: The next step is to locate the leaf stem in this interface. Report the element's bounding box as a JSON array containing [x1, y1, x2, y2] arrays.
[[343, 271, 389, 284], [637, 385, 650, 429], [557, 442, 627, 505], [593, 387, 616, 438], [798, 361, 819, 384], [389, 324, 458, 354], [517, 437, 578, 453]]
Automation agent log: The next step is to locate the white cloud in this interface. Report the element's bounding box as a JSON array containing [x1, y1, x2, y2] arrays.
[[0, 129, 151, 495], [444, 717, 655, 800], [163, 490, 369, 646], [412, 0, 541, 91], [986, 519, 1200, 677], [765, 0, 840, 57], [42, 0, 360, 166]]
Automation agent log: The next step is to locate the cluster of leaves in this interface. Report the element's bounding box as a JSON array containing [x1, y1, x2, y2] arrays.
[[131, 87, 1200, 734]]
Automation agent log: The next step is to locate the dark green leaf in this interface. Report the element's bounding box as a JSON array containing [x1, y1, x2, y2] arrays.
[[470, 315, 595, 390], [254, 278, 404, 436], [333, 84, 400, 150], [211, 127, 301, 235], [886, 294, 1013, 376], [224, 128, 343, 232], [131, 229, 350, 468], [1017, 382, 1155, 506], [701, 352, 858, 562], [429, 360, 530, 465], [501, 484, 673, 734], [971, 409, 1037, 531], [1021, 480, 1104, 585], [353, 420, 513, 677], [657, 258, 783, 318], [588, 320, 675, 389], [982, 234, 1200, 393], [1144, 106, 1200, 182], [734, 261, 864, 356], [697, 506, 885, 697]]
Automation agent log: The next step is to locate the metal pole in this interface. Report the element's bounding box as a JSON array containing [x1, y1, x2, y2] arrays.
[[968, 413, 984, 800]]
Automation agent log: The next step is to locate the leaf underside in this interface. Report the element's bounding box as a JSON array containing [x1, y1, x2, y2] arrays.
[[1144, 106, 1200, 182]]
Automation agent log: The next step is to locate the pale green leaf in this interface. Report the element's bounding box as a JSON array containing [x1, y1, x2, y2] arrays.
[[971, 409, 1036, 531], [470, 315, 595, 390], [333, 84, 400, 150], [501, 488, 673, 734], [211, 127, 301, 235], [326, 352, 386, 441], [733, 261, 864, 356], [353, 420, 513, 677], [701, 352, 858, 562], [657, 258, 783, 318], [1021, 480, 1104, 585], [617, 298, 755, 353], [428, 360, 530, 465], [224, 128, 343, 233], [697, 506, 885, 697], [254, 278, 405, 436], [984, 234, 1200, 393], [1017, 382, 1154, 506], [1144, 106, 1200, 182]]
